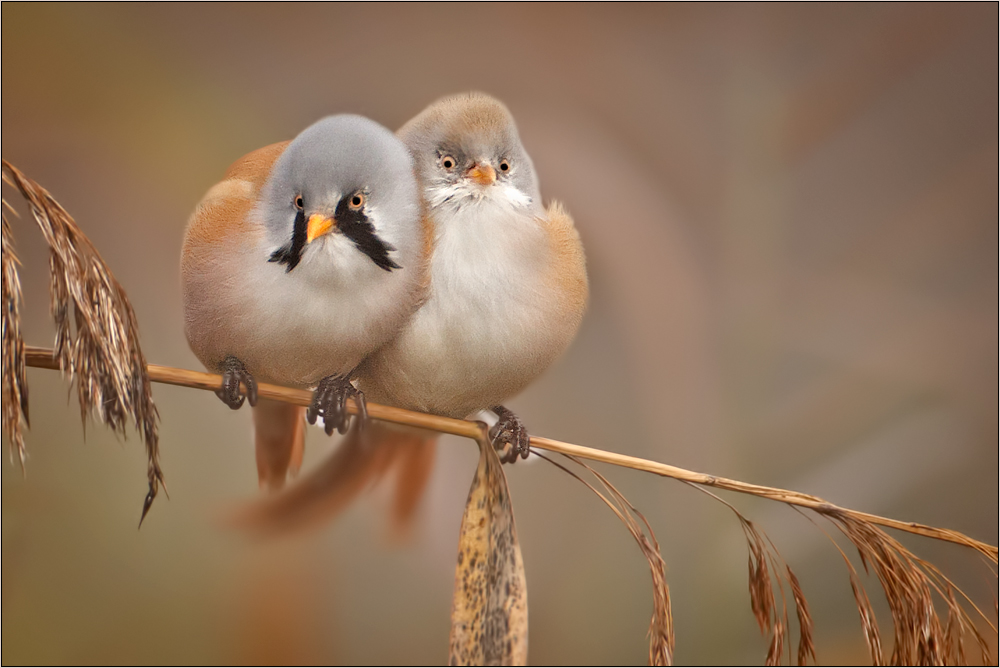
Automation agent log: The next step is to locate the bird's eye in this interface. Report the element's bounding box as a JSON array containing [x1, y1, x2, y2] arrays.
[[441, 156, 456, 170], [499, 160, 510, 172], [294, 195, 304, 210], [349, 192, 365, 209]]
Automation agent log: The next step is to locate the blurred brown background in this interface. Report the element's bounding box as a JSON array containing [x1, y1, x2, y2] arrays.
[[2, 4, 997, 665]]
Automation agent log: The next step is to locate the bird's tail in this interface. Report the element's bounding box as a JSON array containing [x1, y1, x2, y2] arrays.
[[252, 398, 307, 491], [234, 419, 438, 535]]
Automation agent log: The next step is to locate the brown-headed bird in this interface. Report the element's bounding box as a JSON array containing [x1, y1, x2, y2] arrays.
[[361, 92, 588, 458]]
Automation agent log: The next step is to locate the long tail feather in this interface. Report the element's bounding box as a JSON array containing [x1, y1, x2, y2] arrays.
[[390, 431, 438, 536], [253, 398, 307, 491], [235, 420, 438, 535]]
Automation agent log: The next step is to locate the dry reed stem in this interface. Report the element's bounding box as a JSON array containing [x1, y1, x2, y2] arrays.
[[20, 344, 998, 563], [532, 450, 675, 665], [4, 162, 164, 524], [19, 348, 997, 664], [18, 359, 999, 666]]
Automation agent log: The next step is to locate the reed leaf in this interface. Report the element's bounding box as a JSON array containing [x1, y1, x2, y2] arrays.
[[449, 436, 528, 666]]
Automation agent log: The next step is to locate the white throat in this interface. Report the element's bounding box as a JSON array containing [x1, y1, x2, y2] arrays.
[[425, 180, 534, 218]]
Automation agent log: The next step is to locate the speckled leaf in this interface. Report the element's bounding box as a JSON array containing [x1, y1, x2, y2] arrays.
[[448, 440, 528, 666]]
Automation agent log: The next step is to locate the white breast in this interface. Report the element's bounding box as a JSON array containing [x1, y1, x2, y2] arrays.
[[361, 196, 564, 418], [186, 217, 421, 389]]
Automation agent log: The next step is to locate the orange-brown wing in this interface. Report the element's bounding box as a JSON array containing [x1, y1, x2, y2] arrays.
[[541, 200, 589, 326], [182, 141, 290, 260], [222, 141, 290, 183], [181, 141, 291, 370]]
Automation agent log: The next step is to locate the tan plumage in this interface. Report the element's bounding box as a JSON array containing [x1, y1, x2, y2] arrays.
[[182, 142, 287, 382]]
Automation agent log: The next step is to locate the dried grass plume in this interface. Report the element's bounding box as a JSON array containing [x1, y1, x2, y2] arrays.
[[2, 199, 29, 467], [535, 451, 675, 665], [2, 159, 165, 524]]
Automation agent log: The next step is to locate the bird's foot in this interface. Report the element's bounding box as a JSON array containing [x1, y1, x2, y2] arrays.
[[216, 356, 258, 409], [307, 375, 367, 436], [489, 405, 530, 464]]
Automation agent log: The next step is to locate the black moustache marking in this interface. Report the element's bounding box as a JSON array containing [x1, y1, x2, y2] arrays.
[[335, 197, 401, 272], [268, 208, 307, 271], [267, 198, 400, 273]]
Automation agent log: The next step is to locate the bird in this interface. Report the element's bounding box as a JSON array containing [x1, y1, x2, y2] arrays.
[[237, 92, 588, 533], [360, 92, 588, 457], [181, 114, 430, 491]]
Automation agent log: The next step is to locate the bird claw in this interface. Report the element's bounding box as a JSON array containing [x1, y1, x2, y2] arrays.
[[307, 375, 367, 436], [216, 356, 257, 409], [489, 405, 530, 464]]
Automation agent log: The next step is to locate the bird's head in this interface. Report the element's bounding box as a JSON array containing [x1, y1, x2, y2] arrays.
[[398, 92, 542, 213], [260, 115, 419, 273]]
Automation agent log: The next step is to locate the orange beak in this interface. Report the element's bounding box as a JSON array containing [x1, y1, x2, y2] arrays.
[[466, 162, 496, 186], [306, 214, 335, 243]]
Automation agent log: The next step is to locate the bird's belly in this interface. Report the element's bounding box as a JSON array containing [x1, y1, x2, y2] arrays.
[[240, 293, 371, 387], [369, 247, 562, 417], [189, 252, 415, 389]]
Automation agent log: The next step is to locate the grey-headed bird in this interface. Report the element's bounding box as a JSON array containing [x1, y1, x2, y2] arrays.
[[181, 115, 429, 490]]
